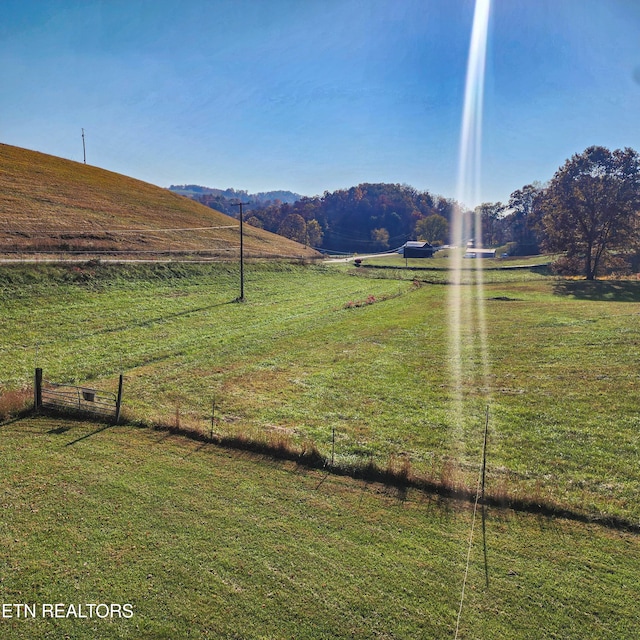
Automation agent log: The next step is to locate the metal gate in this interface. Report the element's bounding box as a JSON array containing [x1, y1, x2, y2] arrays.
[[35, 369, 123, 422]]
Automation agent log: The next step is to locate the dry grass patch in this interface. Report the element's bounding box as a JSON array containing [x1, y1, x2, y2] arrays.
[[0, 143, 318, 258], [0, 387, 32, 421]]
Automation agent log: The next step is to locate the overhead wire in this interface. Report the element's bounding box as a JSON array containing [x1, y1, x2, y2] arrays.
[[0, 225, 238, 235]]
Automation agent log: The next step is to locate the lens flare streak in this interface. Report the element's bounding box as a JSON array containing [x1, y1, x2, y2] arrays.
[[449, 0, 492, 432], [450, 4, 492, 637]]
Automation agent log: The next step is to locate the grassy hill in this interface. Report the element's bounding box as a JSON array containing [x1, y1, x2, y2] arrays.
[[0, 143, 318, 259]]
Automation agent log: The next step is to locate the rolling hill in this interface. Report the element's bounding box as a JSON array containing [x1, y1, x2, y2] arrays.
[[0, 143, 318, 259]]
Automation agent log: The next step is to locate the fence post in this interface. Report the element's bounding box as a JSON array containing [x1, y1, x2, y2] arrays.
[[481, 406, 489, 501], [331, 427, 335, 467], [115, 374, 124, 424], [34, 368, 43, 411]]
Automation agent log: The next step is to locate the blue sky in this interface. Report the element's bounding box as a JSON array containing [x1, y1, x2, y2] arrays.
[[1, 0, 639, 207]]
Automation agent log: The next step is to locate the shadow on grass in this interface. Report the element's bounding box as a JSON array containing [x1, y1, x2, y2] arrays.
[[32, 409, 114, 445], [0, 408, 35, 427], [23, 409, 640, 535], [139, 420, 640, 534], [314, 471, 331, 491], [360, 262, 552, 274], [47, 425, 71, 434], [68, 299, 234, 343], [553, 279, 640, 302], [64, 423, 112, 446]]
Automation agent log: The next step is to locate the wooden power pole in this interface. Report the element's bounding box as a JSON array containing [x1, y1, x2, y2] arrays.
[[232, 201, 249, 302]]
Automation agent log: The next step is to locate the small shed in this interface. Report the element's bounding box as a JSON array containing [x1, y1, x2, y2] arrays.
[[464, 248, 496, 259], [398, 241, 435, 258]]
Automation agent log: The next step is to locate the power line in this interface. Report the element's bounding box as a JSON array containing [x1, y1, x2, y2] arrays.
[[0, 225, 238, 235]]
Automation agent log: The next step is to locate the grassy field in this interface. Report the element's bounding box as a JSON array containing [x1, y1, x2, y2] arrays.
[[353, 249, 553, 271], [1, 261, 639, 526], [0, 415, 638, 639]]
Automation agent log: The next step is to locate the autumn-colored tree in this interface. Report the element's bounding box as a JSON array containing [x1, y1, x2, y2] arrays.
[[245, 216, 264, 229], [415, 214, 448, 245], [305, 219, 323, 247], [277, 213, 307, 244], [539, 146, 640, 279], [370, 227, 390, 250]]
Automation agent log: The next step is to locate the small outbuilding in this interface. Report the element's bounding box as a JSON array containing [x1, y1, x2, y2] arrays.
[[397, 241, 436, 258], [464, 248, 496, 259]]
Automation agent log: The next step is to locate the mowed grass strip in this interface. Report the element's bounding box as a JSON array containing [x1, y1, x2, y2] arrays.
[[1, 262, 640, 522], [0, 416, 638, 639]]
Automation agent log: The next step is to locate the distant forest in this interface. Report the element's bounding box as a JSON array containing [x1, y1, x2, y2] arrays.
[[245, 184, 459, 253], [169, 185, 301, 218], [171, 181, 541, 255]]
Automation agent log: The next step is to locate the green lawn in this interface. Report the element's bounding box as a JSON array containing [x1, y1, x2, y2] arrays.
[[1, 261, 639, 524], [348, 249, 553, 274], [0, 415, 638, 639]]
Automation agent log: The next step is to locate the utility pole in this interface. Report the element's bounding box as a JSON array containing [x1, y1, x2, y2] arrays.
[[82, 128, 86, 164], [232, 201, 249, 302]]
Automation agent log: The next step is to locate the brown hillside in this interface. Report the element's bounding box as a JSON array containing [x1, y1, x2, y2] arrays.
[[0, 143, 318, 259]]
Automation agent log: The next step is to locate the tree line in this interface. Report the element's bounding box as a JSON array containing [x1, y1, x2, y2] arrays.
[[242, 183, 457, 253], [475, 146, 640, 279], [248, 146, 640, 278], [183, 145, 639, 279]]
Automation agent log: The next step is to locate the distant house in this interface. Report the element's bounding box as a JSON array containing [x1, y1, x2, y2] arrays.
[[397, 241, 435, 258], [464, 248, 496, 259]]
